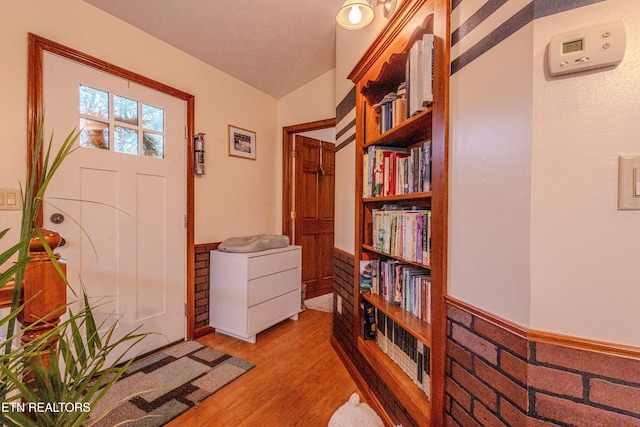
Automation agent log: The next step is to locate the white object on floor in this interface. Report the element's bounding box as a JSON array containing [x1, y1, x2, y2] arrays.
[[329, 393, 398, 427], [304, 293, 333, 312]]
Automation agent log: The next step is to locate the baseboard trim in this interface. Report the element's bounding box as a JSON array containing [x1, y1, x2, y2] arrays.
[[331, 336, 395, 427], [446, 296, 640, 359], [194, 325, 214, 339]]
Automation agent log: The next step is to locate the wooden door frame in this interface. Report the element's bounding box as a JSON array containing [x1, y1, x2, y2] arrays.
[[27, 33, 197, 340], [281, 118, 336, 239]]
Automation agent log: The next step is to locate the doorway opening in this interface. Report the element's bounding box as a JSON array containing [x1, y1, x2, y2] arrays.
[[282, 119, 336, 301]]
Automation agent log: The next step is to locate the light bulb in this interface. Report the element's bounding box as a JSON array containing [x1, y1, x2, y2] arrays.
[[348, 5, 362, 24]]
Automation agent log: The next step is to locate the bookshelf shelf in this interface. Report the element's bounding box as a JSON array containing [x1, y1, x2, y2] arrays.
[[362, 293, 431, 344], [363, 191, 431, 203], [361, 244, 431, 270], [364, 107, 433, 149], [349, 0, 448, 424], [357, 337, 432, 424]]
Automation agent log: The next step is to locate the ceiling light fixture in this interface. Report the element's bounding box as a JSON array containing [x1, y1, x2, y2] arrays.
[[367, 0, 398, 18], [336, 0, 375, 30]]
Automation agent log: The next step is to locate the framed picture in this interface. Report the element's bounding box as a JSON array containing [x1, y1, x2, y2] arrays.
[[228, 125, 256, 160]]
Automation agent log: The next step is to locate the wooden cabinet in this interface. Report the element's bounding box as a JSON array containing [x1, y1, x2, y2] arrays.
[[209, 246, 302, 343], [349, 0, 449, 425]]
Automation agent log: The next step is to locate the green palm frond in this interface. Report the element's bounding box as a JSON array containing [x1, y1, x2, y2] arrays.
[[0, 116, 149, 426]]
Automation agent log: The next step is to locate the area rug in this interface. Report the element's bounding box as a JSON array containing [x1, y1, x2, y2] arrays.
[[304, 293, 333, 312], [87, 341, 254, 427]]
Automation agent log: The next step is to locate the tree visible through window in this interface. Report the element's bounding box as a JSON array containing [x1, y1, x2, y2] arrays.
[[79, 84, 165, 159]]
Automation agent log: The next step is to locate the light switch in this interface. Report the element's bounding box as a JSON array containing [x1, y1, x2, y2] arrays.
[[0, 187, 21, 211], [618, 156, 640, 210]]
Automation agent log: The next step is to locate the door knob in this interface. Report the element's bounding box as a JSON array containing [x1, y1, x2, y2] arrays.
[[50, 213, 64, 224]]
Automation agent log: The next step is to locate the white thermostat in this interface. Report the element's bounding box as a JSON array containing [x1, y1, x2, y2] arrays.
[[548, 20, 626, 77]]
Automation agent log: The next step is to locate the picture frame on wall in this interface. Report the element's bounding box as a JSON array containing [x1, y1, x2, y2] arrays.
[[228, 125, 256, 160]]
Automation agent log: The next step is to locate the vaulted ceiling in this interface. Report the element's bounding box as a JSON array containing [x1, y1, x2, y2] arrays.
[[83, 0, 346, 99]]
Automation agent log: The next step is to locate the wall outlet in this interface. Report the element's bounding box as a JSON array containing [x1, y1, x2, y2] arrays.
[[337, 294, 342, 314]]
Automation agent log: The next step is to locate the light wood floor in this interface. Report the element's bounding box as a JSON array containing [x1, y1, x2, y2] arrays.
[[166, 308, 359, 427]]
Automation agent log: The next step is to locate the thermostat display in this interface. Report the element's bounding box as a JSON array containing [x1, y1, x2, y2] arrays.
[[548, 20, 626, 76], [562, 39, 583, 54]]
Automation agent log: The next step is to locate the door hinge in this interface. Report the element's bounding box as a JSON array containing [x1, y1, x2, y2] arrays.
[[184, 215, 187, 228], [290, 150, 296, 158], [291, 211, 296, 219], [184, 303, 187, 316]]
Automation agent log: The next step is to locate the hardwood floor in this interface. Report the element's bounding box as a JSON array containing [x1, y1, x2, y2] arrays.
[[166, 308, 359, 427]]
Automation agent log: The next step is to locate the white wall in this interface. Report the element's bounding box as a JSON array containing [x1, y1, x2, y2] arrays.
[[450, 0, 640, 346], [530, 0, 640, 346], [448, 4, 534, 327], [0, 0, 279, 248]]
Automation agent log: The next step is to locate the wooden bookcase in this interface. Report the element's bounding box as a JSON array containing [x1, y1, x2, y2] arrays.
[[348, 0, 449, 425]]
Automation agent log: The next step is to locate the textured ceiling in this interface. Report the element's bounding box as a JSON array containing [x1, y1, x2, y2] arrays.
[[83, 0, 346, 99]]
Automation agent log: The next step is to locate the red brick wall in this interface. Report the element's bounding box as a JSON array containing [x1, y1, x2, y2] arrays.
[[530, 342, 640, 425], [446, 299, 640, 426], [193, 242, 219, 332]]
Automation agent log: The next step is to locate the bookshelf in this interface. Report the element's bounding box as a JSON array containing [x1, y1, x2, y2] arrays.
[[348, 0, 449, 425]]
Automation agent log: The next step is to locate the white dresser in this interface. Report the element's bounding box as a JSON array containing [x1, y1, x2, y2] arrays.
[[209, 245, 302, 343]]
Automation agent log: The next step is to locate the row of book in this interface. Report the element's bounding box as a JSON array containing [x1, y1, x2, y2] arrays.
[[362, 142, 431, 198], [371, 32, 434, 135], [360, 257, 431, 323], [373, 83, 407, 134], [407, 33, 434, 117], [372, 208, 431, 265], [376, 310, 431, 397]]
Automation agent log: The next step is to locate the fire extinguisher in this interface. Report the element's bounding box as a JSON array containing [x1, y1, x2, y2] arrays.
[[194, 133, 205, 175]]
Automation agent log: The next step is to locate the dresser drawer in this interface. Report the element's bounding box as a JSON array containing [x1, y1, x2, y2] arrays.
[[248, 268, 300, 307], [248, 248, 300, 280], [247, 289, 300, 336]]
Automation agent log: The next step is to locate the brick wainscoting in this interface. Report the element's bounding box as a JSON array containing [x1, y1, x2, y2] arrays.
[[332, 248, 421, 427], [446, 298, 640, 426], [193, 242, 220, 337]]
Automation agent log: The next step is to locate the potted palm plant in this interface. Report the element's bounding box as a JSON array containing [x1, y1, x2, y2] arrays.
[[0, 119, 147, 427]]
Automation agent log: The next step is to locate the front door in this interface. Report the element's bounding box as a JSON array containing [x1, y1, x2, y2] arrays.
[[42, 52, 186, 362], [294, 136, 335, 299]]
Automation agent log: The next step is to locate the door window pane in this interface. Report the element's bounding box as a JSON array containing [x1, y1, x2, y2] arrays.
[[142, 104, 164, 132], [79, 118, 109, 150], [79, 85, 167, 159], [114, 95, 138, 125], [143, 132, 164, 159], [114, 126, 139, 155], [80, 85, 109, 119]]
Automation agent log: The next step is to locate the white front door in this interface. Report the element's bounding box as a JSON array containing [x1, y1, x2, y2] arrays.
[[42, 52, 186, 362]]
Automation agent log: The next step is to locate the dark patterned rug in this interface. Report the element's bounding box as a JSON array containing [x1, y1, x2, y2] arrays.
[[87, 341, 254, 426]]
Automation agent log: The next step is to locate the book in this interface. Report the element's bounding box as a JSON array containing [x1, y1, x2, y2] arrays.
[[406, 33, 434, 117], [362, 300, 377, 340], [421, 34, 434, 108], [359, 254, 375, 293]]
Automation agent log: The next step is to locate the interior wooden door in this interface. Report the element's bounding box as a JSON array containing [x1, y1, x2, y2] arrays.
[[294, 135, 335, 299]]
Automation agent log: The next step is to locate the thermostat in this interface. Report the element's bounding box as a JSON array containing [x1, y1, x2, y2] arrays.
[[548, 20, 626, 76]]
